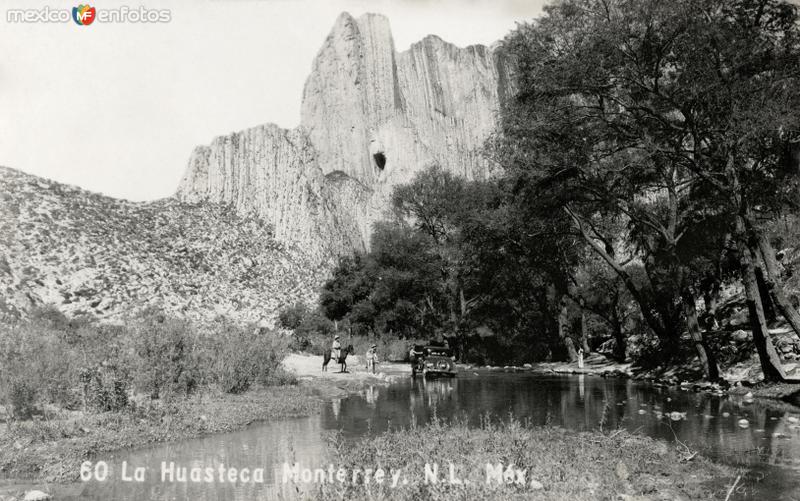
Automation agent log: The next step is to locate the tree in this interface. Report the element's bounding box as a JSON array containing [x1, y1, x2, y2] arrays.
[[497, 0, 800, 381], [319, 222, 447, 338], [498, 0, 730, 379], [392, 166, 495, 342]]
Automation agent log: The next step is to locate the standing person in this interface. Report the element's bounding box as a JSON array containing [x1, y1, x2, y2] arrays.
[[577, 348, 584, 369], [331, 334, 341, 363], [366, 344, 378, 374]]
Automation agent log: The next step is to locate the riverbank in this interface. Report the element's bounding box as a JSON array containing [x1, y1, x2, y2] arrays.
[[283, 352, 410, 398], [472, 350, 800, 407], [315, 418, 738, 501], [0, 353, 409, 494], [0, 385, 319, 489]]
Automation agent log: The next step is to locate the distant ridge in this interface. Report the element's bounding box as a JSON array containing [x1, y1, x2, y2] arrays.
[[0, 166, 323, 323]]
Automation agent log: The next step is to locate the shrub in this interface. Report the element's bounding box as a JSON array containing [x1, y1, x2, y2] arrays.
[[278, 302, 308, 330], [280, 303, 335, 351], [194, 319, 291, 393], [0, 308, 296, 419], [6, 378, 38, 420], [0, 321, 78, 416], [130, 315, 200, 399], [80, 366, 129, 411]]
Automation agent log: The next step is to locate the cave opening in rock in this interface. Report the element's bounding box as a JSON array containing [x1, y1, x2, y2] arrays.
[[373, 152, 387, 170]]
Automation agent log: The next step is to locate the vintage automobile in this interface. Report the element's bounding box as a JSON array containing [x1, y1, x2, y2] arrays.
[[410, 345, 457, 378]]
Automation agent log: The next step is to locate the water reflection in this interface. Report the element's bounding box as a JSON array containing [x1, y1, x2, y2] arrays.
[[321, 373, 800, 500], [69, 373, 800, 500], [74, 417, 328, 501]]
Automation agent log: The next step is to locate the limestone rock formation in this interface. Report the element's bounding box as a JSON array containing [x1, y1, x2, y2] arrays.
[[1, 12, 512, 323], [177, 124, 371, 262], [177, 12, 511, 259]]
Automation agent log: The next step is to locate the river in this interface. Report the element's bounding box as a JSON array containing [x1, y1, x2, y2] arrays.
[[68, 372, 800, 500]]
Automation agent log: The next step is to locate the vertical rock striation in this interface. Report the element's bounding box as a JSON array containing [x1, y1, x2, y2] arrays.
[[176, 12, 511, 262]]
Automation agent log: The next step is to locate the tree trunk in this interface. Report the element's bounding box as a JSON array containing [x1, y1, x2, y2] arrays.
[[612, 319, 626, 362], [758, 235, 800, 339], [559, 296, 578, 362], [564, 207, 671, 342], [739, 238, 786, 382], [681, 288, 720, 381], [754, 263, 777, 323], [701, 275, 721, 330], [724, 154, 785, 382], [609, 295, 627, 362], [579, 298, 591, 354]]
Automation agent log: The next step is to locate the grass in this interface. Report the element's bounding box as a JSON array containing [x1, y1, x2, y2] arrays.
[[314, 417, 736, 501], [0, 385, 319, 483], [0, 307, 322, 483]]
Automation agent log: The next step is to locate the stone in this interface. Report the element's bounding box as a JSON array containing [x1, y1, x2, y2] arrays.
[[731, 329, 750, 342], [615, 461, 630, 481], [23, 491, 51, 501], [651, 442, 669, 456]]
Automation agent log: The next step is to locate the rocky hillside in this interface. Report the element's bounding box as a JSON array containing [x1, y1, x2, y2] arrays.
[[177, 12, 512, 260], [0, 166, 324, 324]]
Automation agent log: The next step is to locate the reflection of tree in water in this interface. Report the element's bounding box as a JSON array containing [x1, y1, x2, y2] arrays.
[[323, 373, 800, 493]]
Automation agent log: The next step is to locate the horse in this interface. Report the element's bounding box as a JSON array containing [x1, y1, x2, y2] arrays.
[[322, 344, 353, 373]]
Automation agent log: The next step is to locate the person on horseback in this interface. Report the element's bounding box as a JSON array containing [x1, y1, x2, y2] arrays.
[[331, 334, 341, 363]]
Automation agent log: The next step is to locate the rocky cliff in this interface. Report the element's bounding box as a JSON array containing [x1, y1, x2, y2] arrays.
[[1, 12, 511, 323], [177, 12, 511, 260], [0, 166, 324, 324]]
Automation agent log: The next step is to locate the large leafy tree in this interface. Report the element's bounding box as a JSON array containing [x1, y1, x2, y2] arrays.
[[497, 0, 800, 381]]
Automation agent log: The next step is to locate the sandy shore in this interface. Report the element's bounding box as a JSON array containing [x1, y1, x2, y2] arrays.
[[282, 353, 411, 398]]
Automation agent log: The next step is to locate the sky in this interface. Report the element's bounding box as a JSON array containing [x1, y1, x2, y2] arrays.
[[0, 0, 549, 201]]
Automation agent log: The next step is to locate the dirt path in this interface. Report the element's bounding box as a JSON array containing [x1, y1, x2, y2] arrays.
[[282, 353, 412, 397]]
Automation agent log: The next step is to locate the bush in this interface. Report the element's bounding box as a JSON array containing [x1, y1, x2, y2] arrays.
[[279, 303, 335, 351], [130, 315, 200, 399], [0, 308, 296, 420], [205, 323, 290, 393], [80, 366, 129, 411], [6, 378, 38, 420], [278, 302, 307, 330], [0, 322, 78, 416]]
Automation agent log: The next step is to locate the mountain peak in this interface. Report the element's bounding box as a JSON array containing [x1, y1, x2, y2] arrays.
[[178, 11, 511, 260]]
